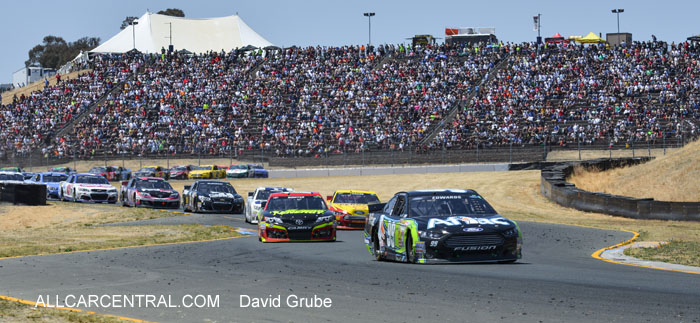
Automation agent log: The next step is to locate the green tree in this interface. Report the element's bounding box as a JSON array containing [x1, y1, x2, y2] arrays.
[[157, 8, 185, 17], [25, 35, 100, 69]]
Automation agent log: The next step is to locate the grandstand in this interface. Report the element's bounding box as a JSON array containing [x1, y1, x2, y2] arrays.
[[1, 40, 699, 167]]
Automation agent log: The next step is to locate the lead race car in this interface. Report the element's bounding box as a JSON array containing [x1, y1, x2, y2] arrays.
[[364, 189, 522, 264], [257, 192, 336, 242]]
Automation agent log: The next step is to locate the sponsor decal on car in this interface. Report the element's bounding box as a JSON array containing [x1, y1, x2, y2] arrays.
[[463, 227, 484, 232], [427, 216, 511, 229], [453, 245, 498, 251]]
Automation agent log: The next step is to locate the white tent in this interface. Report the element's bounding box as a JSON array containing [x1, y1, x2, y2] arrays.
[[91, 12, 273, 54]]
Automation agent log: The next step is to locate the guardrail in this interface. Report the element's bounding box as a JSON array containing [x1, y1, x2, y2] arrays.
[[0, 183, 47, 205], [539, 158, 700, 221]]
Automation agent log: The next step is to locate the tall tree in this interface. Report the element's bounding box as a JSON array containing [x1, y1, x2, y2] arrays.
[[25, 35, 100, 69], [157, 8, 185, 17], [120, 16, 139, 30]]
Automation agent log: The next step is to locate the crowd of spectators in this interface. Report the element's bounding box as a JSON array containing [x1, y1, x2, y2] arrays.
[[433, 41, 700, 149], [1, 40, 699, 162]]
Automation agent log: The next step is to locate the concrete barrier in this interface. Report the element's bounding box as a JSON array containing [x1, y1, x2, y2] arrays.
[[0, 183, 47, 205], [540, 158, 700, 221]]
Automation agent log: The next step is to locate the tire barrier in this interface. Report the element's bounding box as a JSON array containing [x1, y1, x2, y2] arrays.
[[540, 158, 700, 221], [0, 183, 47, 206]]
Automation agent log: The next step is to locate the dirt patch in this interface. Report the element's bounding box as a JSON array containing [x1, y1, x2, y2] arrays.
[[569, 139, 700, 202]]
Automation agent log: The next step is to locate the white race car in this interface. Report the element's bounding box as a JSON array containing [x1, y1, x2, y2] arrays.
[[59, 173, 118, 203], [244, 186, 293, 223]]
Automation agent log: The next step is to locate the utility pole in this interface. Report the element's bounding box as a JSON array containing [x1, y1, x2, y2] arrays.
[[363, 12, 375, 47], [131, 19, 139, 50], [611, 9, 624, 45]]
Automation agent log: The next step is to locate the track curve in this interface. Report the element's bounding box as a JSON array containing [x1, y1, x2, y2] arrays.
[[2, 214, 699, 322]]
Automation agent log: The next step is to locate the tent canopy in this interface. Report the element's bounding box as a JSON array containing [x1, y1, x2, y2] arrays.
[[576, 32, 606, 44], [91, 12, 273, 54], [545, 32, 567, 44]]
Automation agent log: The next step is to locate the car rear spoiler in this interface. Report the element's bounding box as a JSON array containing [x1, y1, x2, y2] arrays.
[[367, 203, 386, 213]]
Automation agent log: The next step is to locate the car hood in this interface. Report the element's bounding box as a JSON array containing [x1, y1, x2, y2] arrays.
[[73, 184, 114, 189], [190, 170, 213, 174], [202, 192, 240, 199], [263, 209, 334, 220], [412, 214, 515, 232]]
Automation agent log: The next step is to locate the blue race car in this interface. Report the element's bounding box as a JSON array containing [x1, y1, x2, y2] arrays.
[[28, 172, 69, 199]]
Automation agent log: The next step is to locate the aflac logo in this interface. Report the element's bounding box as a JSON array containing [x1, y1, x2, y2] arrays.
[[427, 216, 510, 229]]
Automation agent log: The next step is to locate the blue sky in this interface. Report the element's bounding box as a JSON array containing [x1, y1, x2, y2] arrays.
[[1, 0, 697, 83]]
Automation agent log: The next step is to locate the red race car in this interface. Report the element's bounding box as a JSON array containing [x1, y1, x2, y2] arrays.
[[257, 192, 336, 242]]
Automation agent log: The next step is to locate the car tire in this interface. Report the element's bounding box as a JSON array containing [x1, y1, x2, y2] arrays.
[[72, 190, 78, 203], [498, 259, 517, 264], [406, 232, 417, 264], [373, 229, 384, 261]]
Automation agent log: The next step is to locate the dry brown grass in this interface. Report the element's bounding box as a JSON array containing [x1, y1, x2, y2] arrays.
[[547, 147, 680, 161], [0, 202, 241, 258], [1, 70, 92, 105], [569, 139, 700, 202], [0, 298, 124, 323]]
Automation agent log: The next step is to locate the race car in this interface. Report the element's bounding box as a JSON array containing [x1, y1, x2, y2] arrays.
[[257, 192, 336, 242], [120, 177, 180, 208], [326, 190, 381, 229], [226, 164, 268, 178], [27, 172, 69, 199], [182, 180, 244, 213], [133, 166, 169, 179], [0, 166, 24, 173], [364, 189, 522, 264], [88, 166, 131, 181], [59, 173, 118, 203], [245, 186, 294, 223], [168, 165, 193, 180], [0, 171, 25, 183], [188, 165, 225, 179]]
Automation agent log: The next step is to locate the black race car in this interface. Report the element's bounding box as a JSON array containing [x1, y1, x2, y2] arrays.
[[364, 189, 522, 264], [182, 180, 244, 213]]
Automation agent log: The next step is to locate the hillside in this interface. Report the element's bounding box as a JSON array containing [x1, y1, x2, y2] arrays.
[[1, 69, 91, 105], [569, 139, 700, 202]]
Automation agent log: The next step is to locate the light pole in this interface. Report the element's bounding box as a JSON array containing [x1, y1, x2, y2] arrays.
[[130, 19, 139, 50], [363, 12, 375, 47], [611, 9, 624, 46]]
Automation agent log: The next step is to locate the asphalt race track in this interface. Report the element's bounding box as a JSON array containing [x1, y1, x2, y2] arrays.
[[2, 211, 700, 323]]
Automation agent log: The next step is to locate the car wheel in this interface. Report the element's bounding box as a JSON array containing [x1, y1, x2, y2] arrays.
[[72, 190, 78, 203], [406, 232, 417, 264], [498, 259, 517, 264], [373, 229, 384, 261]]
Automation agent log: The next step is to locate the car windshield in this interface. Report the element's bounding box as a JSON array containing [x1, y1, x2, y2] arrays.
[[43, 175, 68, 182], [409, 194, 497, 218], [192, 166, 212, 170], [266, 195, 326, 211], [199, 183, 235, 194], [0, 173, 24, 181], [252, 165, 264, 170], [172, 166, 187, 171], [90, 167, 107, 173], [234, 165, 247, 169], [334, 192, 380, 204], [255, 189, 290, 201], [75, 176, 110, 185], [139, 167, 156, 172], [137, 179, 172, 189]]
